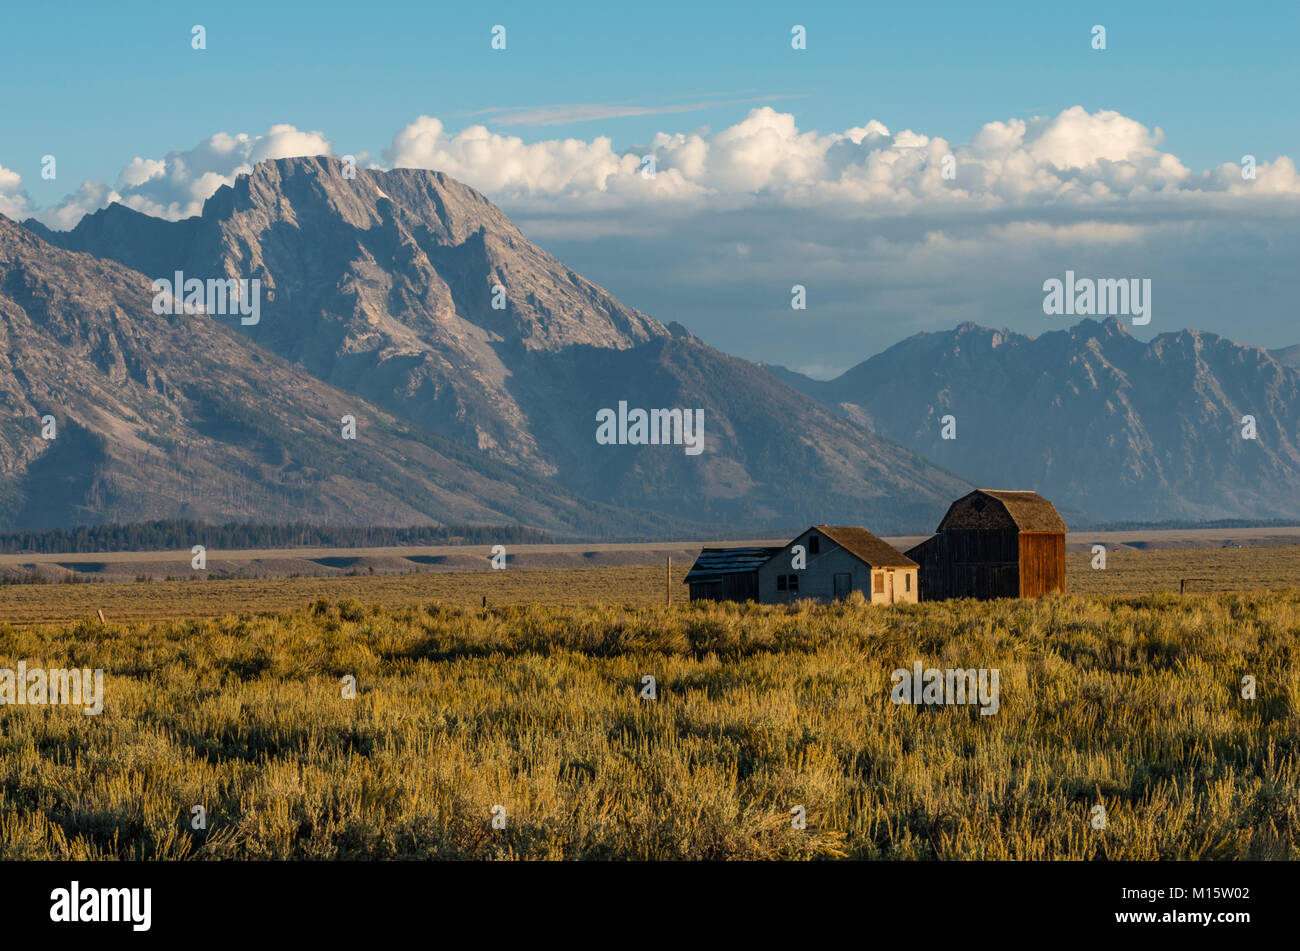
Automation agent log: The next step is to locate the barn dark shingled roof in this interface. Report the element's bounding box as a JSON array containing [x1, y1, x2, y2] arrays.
[[685, 547, 783, 581], [814, 525, 917, 568], [940, 489, 1068, 533]]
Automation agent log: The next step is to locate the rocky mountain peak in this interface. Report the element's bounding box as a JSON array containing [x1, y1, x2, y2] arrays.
[[8, 163, 970, 534], [806, 317, 1300, 522]]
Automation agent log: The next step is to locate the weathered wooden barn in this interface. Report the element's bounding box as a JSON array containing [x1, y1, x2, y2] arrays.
[[684, 546, 783, 602], [684, 525, 916, 604], [905, 489, 1067, 600]]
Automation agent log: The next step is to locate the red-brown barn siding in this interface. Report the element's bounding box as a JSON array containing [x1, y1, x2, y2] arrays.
[[1018, 532, 1065, 597], [907, 490, 1068, 601]]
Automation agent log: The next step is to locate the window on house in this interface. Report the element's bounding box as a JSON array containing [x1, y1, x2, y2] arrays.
[[905, 573, 911, 592], [808, 535, 819, 554], [873, 572, 884, 594], [777, 574, 799, 592], [777, 575, 788, 591], [788, 573, 798, 591]]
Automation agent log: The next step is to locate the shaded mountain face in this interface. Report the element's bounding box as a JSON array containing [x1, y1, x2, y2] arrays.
[[754, 362, 822, 395], [1269, 344, 1300, 369], [529, 332, 971, 531], [28, 159, 667, 475], [0, 215, 696, 535], [793, 318, 1300, 523], [29, 156, 970, 533]]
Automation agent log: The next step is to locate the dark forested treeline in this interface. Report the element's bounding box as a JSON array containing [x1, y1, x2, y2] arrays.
[[0, 521, 552, 554]]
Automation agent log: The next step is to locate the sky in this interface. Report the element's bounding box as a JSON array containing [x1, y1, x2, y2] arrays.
[[2, 0, 1298, 376]]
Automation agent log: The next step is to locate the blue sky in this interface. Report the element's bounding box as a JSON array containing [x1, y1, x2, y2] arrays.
[[5, 0, 1296, 202], [3, 1, 1298, 371]]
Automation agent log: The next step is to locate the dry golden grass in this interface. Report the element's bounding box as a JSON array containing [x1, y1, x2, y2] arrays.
[[0, 565, 687, 625], [0, 588, 1295, 860], [1065, 544, 1300, 595]]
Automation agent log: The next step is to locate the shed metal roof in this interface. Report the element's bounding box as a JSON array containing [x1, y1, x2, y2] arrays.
[[685, 546, 783, 582]]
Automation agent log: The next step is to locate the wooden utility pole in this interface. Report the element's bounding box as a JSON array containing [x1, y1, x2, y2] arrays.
[[666, 556, 672, 607]]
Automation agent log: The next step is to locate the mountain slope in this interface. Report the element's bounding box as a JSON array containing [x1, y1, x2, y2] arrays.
[[754, 363, 823, 396], [797, 318, 1300, 522], [0, 214, 691, 535], [30, 157, 971, 533], [30, 159, 668, 475], [1269, 343, 1300, 370]]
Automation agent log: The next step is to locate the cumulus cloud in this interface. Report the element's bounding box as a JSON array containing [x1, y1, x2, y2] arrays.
[[10, 107, 1298, 368], [21, 107, 1297, 232], [381, 105, 1298, 220], [385, 117, 655, 201], [30, 124, 332, 228], [39, 180, 122, 231], [0, 164, 31, 221]]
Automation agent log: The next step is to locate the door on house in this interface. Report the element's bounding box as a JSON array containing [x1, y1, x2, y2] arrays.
[[833, 573, 852, 599]]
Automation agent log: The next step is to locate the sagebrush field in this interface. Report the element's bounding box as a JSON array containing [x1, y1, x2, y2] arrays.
[[1, 585, 1296, 859]]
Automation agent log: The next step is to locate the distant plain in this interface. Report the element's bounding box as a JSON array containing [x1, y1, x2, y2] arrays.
[[4, 530, 1300, 624]]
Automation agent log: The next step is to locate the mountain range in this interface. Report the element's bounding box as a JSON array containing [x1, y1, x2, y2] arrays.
[[7, 156, 966, 535], [767, 319, 1300, 523], [0, 212, 696, 536], [7, 155, 1297, 535]]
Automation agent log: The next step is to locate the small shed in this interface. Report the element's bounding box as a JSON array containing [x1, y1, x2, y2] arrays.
[[906, 489, 1067, 600], [684, 546, 782, 602]]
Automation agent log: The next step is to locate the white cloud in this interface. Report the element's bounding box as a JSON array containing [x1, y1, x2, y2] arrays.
[[31, 124, 331, 228], [1028, 106, 1163, 169], [21, 107, 1299, 232], [249, 124, 334, 164], [375, 105, 1299, 228], [386, 116, 646, 199], [10, 107, 1299, 368], [0, 164, 31, 221], [40, 180, 122, 231]]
